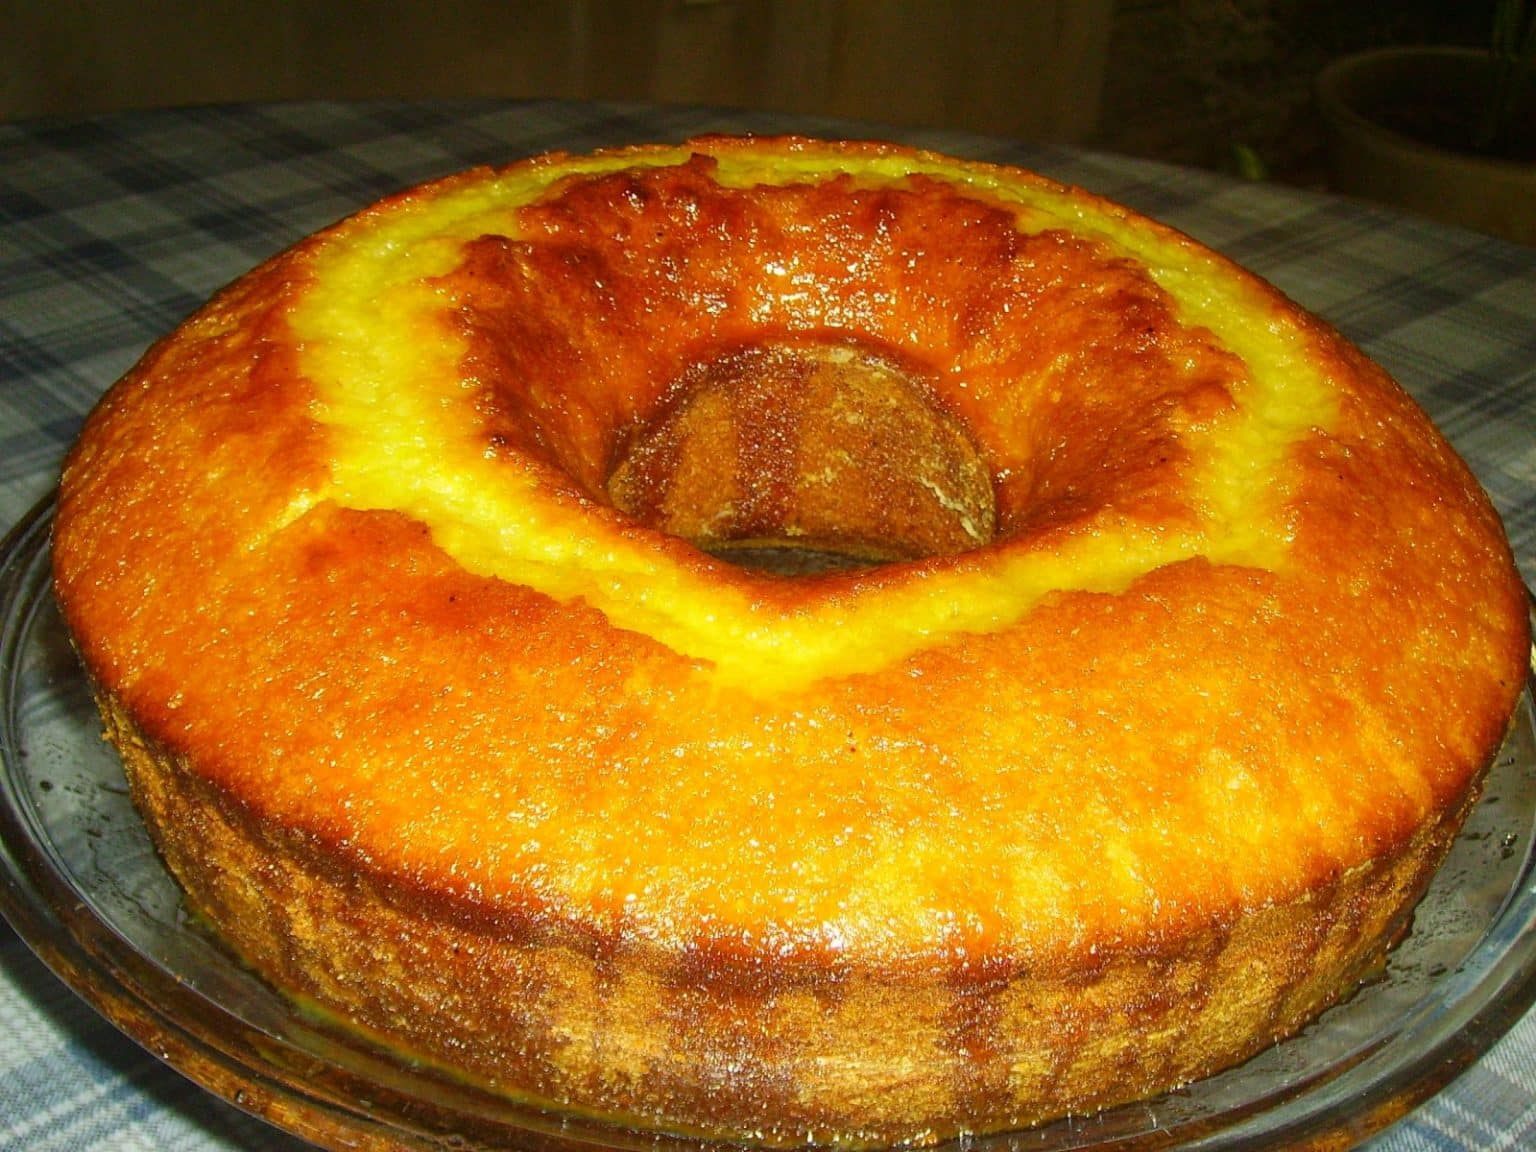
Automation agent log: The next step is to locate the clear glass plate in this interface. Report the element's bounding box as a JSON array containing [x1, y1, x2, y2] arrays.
[[3, 494, 1536, 1152]]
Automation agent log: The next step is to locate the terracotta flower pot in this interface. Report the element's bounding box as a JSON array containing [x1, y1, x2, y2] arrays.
[[1315, 46, 1536, 246]]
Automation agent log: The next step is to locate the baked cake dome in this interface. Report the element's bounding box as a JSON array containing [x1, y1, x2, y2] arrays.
[[51, 137, 1530, 1145]]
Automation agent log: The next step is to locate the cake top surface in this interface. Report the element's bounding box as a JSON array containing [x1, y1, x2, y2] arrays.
[[53, 137, 1530, 973]]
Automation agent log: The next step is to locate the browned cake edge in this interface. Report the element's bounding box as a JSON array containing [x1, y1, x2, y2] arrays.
[[96, 683, 1492, 1147]]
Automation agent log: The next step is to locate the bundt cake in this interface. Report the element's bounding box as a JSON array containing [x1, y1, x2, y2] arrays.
[[52, 136, 1530, 1145]]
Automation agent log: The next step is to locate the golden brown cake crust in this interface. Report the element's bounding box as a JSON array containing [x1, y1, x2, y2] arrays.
[[52, 137, 1530, 1144]]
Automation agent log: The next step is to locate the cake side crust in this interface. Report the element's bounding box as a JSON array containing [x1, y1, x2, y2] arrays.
[[99, 683, 1488, 1145]]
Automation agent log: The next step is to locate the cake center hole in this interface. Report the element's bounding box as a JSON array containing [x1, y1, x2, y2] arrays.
[[607, 338, 996, 574]]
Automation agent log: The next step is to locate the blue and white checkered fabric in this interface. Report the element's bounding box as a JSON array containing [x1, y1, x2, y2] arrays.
[[2, 99, 1533, 1151]]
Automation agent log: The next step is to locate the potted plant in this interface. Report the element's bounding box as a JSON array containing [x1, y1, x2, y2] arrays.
[[1315, 0, 1535, 245]]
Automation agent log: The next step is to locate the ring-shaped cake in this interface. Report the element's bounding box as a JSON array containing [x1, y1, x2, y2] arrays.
[[52, 137, 1530, 1145]]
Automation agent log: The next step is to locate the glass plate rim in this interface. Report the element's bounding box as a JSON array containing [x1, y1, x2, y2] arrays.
[[4, 492, 1536, 1152]]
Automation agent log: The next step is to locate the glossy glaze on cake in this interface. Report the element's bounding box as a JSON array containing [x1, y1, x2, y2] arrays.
[[53, 137, 1529, 1145]]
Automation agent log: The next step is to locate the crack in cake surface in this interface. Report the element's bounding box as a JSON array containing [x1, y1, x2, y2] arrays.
[[292, 150, 1331, 692]]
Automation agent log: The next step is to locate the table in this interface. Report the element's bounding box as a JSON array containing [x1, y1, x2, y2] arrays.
[[1, 99, 1533, 1152]]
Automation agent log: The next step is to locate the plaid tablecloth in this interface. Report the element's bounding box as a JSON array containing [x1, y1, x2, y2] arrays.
[[1, 99, 1533, 1152]]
